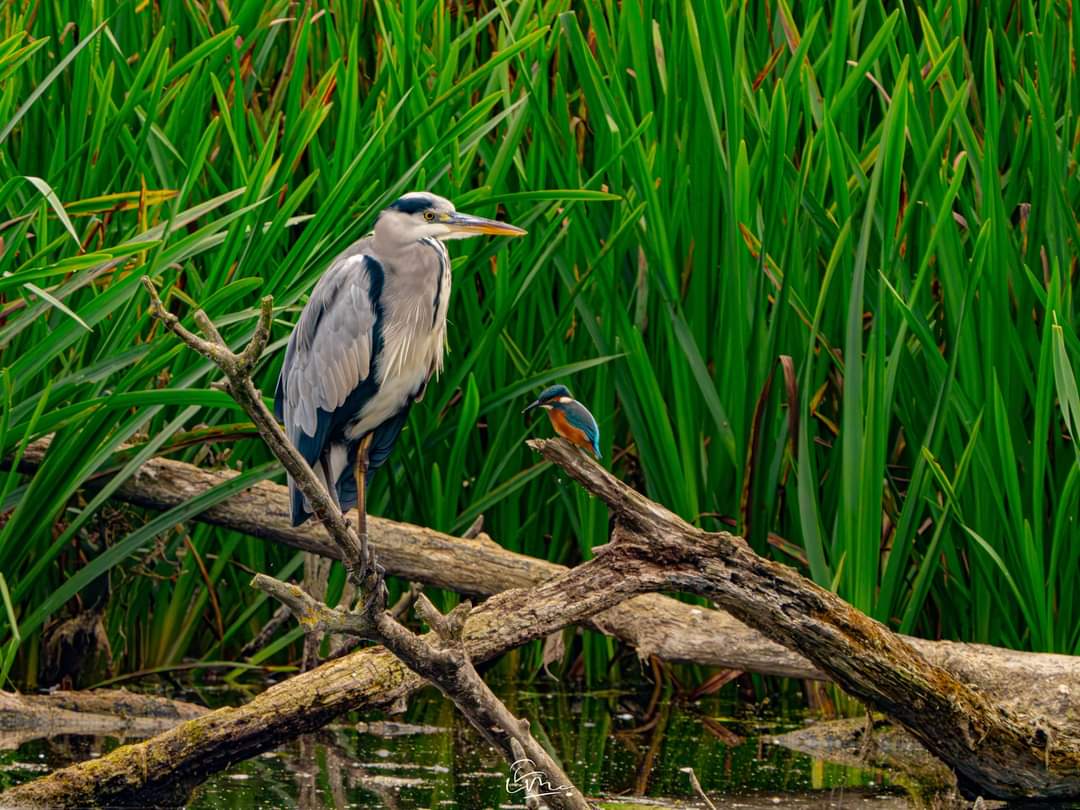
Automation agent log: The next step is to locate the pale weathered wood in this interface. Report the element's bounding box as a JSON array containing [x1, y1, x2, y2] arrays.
[[16, 435, 1080, 710], [6, 439, 1080, 805], [530, 438, 1080, 801]]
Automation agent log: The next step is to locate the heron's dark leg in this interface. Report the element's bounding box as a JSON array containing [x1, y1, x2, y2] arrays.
[[354, 433, 375, 574]]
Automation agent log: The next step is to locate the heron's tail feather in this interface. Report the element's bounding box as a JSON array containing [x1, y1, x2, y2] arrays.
[[289, 452, 346, 526], [288, 476, 310, 526]]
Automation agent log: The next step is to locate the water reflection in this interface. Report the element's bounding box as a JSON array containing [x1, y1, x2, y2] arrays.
[[0, 683, 905, 808]]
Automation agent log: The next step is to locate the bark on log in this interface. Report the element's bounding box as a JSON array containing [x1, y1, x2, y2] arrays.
[[530, 438, 1080, 801], [16, 438, 1080, 716], [6, 438, 1080, 804], [0, 547, 664, 807]]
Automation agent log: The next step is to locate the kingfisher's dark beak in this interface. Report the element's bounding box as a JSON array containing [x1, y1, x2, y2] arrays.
[[445, 212, 527, 237], [522, 398, 542, 414]]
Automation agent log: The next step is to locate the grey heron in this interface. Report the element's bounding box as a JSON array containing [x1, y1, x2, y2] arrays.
[[274, 192, 526, 536]]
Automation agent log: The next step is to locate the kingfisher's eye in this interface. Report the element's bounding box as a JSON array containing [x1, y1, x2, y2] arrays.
[[423, 211, 436, 222]]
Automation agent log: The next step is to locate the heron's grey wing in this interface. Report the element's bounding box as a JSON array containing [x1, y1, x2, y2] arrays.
[[275, 253, 381, 468]]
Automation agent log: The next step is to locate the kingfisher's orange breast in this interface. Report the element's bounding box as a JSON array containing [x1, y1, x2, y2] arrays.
[[548, 408, 591, 450]]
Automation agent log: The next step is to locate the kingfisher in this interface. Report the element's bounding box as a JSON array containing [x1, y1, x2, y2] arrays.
[[275, 191, 526, 528], [523, 384, 602, 459]]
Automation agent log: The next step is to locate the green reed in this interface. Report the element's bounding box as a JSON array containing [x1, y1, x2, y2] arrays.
[[0, 0, 1077, 687]]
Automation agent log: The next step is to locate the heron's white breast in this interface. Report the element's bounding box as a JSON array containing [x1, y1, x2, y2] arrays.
[[344, 240, 450, 440]]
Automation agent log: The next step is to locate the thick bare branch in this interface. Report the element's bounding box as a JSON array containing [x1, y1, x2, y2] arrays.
[[143, 279, 588, 809], [142, 276, 369, 582], [250, 573, 377, 638], [529, 437, 1080, 801]]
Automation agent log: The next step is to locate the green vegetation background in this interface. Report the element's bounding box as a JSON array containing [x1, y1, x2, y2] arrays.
[[0, 0, 1078, 688]]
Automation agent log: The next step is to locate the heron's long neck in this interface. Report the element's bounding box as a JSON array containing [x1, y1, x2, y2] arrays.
[[376, 238, 451, 382]]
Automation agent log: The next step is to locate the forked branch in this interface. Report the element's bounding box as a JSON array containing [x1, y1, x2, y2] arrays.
[[142, 278, 588, 810], [528, 437, 1080, 802], [141, 278, 369, 581]]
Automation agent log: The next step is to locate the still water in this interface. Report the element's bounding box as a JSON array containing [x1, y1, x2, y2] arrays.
[[0, 681, 912, 808]]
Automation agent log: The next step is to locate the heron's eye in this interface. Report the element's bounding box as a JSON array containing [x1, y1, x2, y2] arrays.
[[423, 211, 436, 222]]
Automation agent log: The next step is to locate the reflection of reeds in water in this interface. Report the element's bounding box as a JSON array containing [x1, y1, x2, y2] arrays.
[[2, 686, 916, 807], [297, 733, 363, 810]]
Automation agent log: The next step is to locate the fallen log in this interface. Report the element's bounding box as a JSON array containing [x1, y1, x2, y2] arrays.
[[16, 437, 1080, 715], [1, 689, 206, 724], [530, 438, 1080, 800], [0, 537, 666, 807], [0, 689, 206, 750], [7, 438, 1080, 805]]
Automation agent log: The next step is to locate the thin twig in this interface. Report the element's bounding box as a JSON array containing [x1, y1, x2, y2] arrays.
[[680, 767, 717, 810], [239, 603, 291, 659], [462, 514, 484, 539]]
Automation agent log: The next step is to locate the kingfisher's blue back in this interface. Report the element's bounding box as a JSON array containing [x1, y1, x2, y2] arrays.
[[554, 399, 602, 459]]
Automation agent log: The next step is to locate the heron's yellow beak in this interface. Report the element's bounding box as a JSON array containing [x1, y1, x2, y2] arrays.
[[445, 212, 527, 237]]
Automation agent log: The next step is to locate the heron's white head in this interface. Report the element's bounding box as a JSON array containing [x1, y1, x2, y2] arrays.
[[375, 191, 526, 246]]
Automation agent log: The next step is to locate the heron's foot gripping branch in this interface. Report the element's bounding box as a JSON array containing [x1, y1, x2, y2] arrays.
[[142, 278, 589, 810]]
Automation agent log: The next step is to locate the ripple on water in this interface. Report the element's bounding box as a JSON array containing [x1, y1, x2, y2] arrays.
[[0, 682, 922, 809]]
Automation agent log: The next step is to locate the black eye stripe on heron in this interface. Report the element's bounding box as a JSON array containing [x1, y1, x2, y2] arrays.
[[274, 191, 526, 539]]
